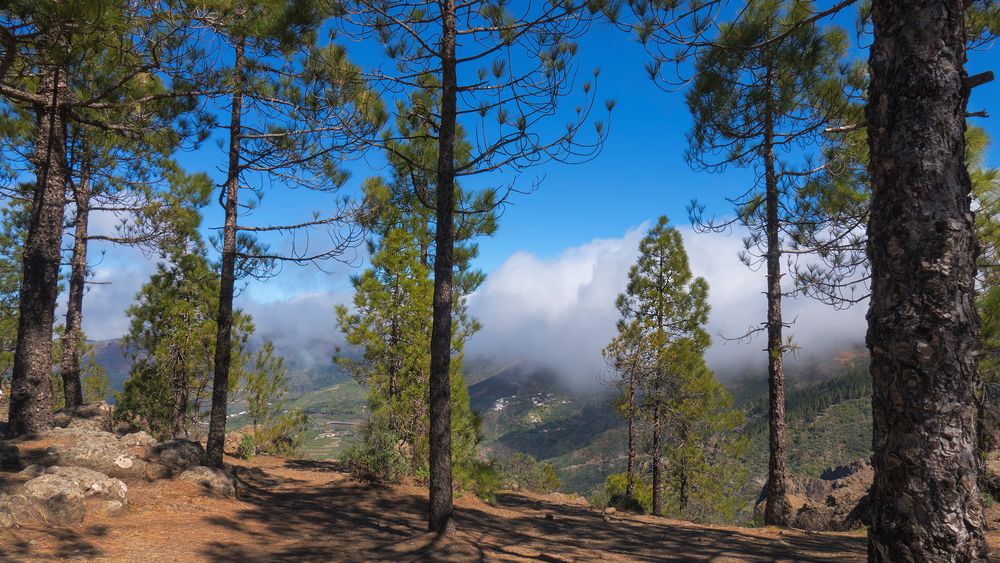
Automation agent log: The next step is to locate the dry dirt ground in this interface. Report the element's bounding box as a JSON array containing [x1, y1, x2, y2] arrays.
[[2, 446, 1000, 562]]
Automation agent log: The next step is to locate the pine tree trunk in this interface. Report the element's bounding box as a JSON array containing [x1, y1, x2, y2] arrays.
[[762, 82, 789, 527], [651, 396, 663, 516], [866, 1, 987, 560], [9, 65, 67, 436], [172, 363, 189, 439], [626, 375, 636, 498], [428, 0, 457, 535], [61, 163, 90, 410], [206, 38, 245, 468]]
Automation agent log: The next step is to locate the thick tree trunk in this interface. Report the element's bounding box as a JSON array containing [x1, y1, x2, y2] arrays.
[[762, 89, 790, 527], [866, 1, 987, 560], [61, 164, 90, 410], [206, 38, 245, 468], [626, 375, 636, 498], [428, 0, 457, 535], [651, 397, 663, 517], [9, 65, 67, 436]]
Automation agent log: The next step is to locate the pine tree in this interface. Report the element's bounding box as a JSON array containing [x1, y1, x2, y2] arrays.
[[0, 0, 209, 435], [191, 0, 380, 468], [683, 0, 849, 525], [613, 216, 710, 516], [118, 243, 253, 440], [337, 114, 493, 485], [341, 0, 612, 531]]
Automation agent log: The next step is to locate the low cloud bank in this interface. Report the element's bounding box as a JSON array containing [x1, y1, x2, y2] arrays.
[[467, 223, 868, 385]]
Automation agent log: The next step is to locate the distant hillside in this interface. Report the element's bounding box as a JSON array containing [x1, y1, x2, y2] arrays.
[[472, 352, 874, 507]]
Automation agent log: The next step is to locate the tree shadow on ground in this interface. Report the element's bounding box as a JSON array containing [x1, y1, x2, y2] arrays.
[[198, 460, 868, 562], [0, 524, 108, 560]]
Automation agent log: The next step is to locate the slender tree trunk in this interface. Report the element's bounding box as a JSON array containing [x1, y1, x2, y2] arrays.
[[678, 424, 689, 513], [651, 396, 663, 516], [206, 38, 245, 467], [9, 65, 67, 436], [61, 161, 90, 410], [761, 80, 789, 527], [626, 374, 636, 498], [866, 1, 987, 560], [428, 0, 457, 534], [171, 361, 189, 439]]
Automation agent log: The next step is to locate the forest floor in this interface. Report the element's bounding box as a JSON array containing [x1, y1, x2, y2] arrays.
[[2, 448, 999, 562]]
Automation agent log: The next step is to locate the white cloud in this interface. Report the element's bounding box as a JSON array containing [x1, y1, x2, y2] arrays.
[[466, 222, 868, 385]]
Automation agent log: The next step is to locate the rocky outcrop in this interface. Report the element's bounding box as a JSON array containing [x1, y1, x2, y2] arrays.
[[17, 474, 87, 526], [757, 459, 872, 531], [52, 401, 113, 432], [0, 466, 130, 528], [118, 431, 157, 457], [179, 466, 236, 498], [47, 427, 146, 479], [144, 439, 206, 479], [45, 466, 128, 517]]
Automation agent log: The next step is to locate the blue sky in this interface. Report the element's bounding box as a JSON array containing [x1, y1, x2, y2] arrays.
[[170, 19, 1000, 280]]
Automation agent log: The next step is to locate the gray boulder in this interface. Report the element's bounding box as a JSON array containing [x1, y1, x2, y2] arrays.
[[52, 401, 113, 432], [18, 464, 46, 479], [48, 427, 146, 479], [179, 466, 236, 498], [0, 441, 19, 469], [118, 431, 157, 457], [145, 439, 206, 477], [20, 474, 87, 526], [45, 466, 128, 517]]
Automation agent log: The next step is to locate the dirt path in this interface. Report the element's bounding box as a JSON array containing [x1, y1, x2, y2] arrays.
[[0, 454, 877, 562]]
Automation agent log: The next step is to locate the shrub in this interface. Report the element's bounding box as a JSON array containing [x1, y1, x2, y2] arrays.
[[604, 472, 652, 514], [343, 425, 407, 486], [462, 460, 503, 504], [254, 409, 309, 457], [237, 435, 255, 461], [495, 453, 561, 494]]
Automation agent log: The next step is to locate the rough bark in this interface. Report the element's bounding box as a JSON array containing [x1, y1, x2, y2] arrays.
[[866, 1, 987, 560], [9, 65, 67, 436], [60, 163, 90, 410], [428, 0, 458, 534], [762, 80, 790, 527], [626, 376, 636, 499], [651, 396, 663, 517], [206, 38, 245, 467]]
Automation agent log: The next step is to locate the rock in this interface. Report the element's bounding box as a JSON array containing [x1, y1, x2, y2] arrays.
[[0, 496, 15, 528], [544, 513, 555, 521], [119, 431, 156, 449], [178, 466, 236, 497], [0, 441, 20, 469], [118, 431, 157, 457], [145, 462, 172, 482], [792, 503, 836, 531], [52, 401, 113, 432], [44, 466, 128, 517], [603, 507, 616, 515], [48, 428, 146, 479], [146, 440, 206, 477], [758, 459, 873, 532], [18, 465, 46, 479], [20, 474, 86, 526]]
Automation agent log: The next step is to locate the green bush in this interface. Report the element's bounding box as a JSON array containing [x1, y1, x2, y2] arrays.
[[237, 435, 255, 461], [604, 472, 652, 514], [254, 409, 309, 456], [343, 425, 407, 486], [495, 453, 561, 494], [463, 460, 503, 504]]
